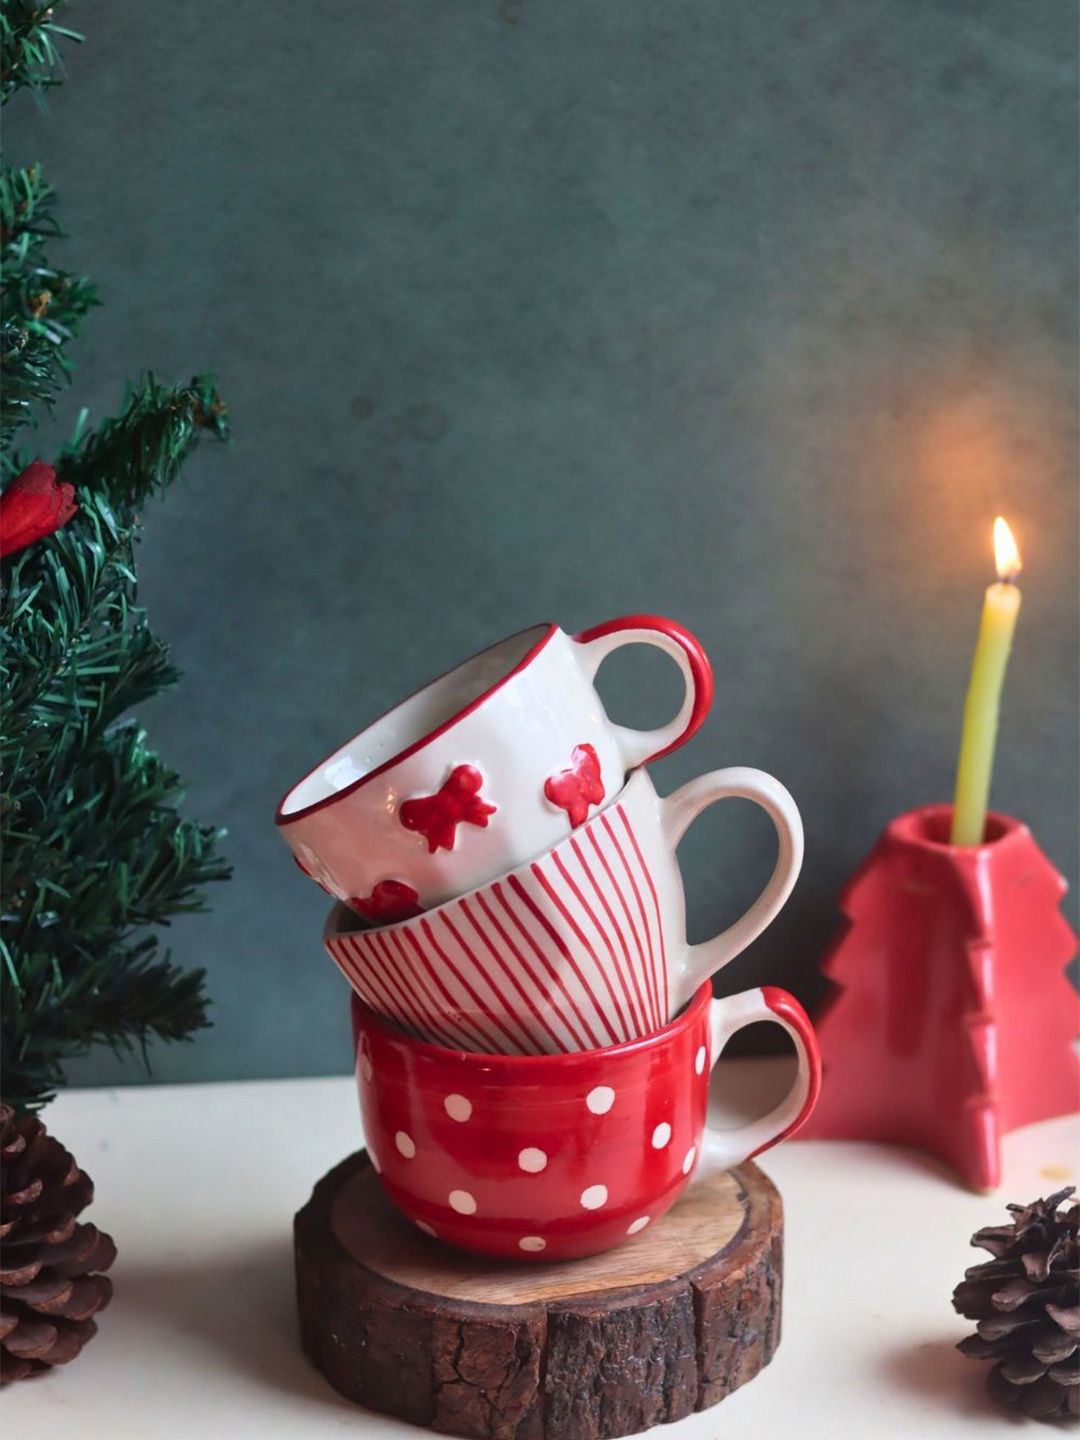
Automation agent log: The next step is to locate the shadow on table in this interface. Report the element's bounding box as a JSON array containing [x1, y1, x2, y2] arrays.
[[109, 1235, 359, 1413], [881, 1335, 1025, 1424]]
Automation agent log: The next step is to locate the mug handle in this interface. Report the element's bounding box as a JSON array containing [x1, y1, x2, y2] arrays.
[[660, 767, 804, 1002], [693, 987, 821, 1179], [572, 614, 713, 766]]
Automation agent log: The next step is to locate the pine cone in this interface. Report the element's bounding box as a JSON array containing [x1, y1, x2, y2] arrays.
[[953, 1185, 1079, 1421], [0, 1103, 116, 1383]]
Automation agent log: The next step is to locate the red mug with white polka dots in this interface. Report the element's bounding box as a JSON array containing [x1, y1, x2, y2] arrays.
[[351, 980, 821, 1262]]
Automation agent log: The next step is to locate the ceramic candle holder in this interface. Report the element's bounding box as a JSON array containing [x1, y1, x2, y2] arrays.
[[800, 804, 1079, 1191]]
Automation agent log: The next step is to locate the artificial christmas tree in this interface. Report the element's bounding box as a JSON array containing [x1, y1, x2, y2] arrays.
[[1, 5, 229, 1376], [1, 1, 230, 1117]]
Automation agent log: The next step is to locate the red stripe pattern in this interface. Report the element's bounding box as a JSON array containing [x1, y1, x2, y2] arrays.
[[326, 800, 670, 1054]]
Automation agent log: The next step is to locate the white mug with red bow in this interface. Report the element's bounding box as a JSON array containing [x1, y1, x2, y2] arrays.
[[276, 615, 712, 918]]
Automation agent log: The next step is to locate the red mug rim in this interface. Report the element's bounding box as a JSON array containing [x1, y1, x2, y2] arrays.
[[276, 622, 558, 826], [351, 978, 713, 1071]]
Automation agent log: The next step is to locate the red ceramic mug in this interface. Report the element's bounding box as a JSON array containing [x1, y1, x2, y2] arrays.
[[351, 981, 821, 1262]]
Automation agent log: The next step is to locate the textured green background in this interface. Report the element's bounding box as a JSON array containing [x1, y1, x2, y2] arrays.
[[15, 1, 1077, 1085]]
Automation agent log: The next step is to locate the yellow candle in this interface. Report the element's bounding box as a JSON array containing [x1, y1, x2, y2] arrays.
[[950, 518, 1022, 846]]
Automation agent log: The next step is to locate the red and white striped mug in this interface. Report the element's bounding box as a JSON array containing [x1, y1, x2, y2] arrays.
[[325, 765, 803, 1054]]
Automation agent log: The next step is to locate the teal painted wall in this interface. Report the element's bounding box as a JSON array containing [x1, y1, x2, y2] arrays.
[[15, 1, 1076, 1085]]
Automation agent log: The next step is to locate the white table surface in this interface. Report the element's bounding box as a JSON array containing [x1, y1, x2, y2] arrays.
[[3, 1065, 1077, 1440]]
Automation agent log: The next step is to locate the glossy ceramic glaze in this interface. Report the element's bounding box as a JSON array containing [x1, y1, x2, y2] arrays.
[[351, 980, 821, 1261], [801, 804, 1079, 1191], [326, 765, 803, 1054], [277, 615, 712, 916]]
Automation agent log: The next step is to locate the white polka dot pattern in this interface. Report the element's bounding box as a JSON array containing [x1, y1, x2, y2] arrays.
[[350, 971, 722, 1263], [444, 1093, 472, 1122], [586, 1086, 615, 1114]]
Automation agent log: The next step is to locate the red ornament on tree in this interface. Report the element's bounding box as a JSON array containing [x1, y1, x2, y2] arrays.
[[0, 462, 77, 558]]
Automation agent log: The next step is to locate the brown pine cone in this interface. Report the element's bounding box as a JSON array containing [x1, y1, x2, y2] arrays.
[[0, 1102, 117, 1383], [953, 1185, 1079, 1421]]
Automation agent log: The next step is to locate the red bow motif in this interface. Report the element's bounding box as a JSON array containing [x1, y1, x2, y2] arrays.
[[350, 880, 424, 925], [399, 765, 497, 853], [544, 743, 605, 828], [0, 461, 78, 558]]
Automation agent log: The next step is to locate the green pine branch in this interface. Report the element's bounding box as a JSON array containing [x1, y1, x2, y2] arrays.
[[2, 379, 231, 1111], [2, 164, 99, 346], [60, 373, 229, 515], [1, 0, 80, 105], [1, 933, 214, 1114], [0, 318, 58, 460], [3, 494, 171, 756], [1, 164, 99, 468]]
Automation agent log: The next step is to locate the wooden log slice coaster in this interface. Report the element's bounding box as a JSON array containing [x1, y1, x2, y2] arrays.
[[295, 1150, 783, 1440]]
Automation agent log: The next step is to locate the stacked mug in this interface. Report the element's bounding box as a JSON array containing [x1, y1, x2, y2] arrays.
[[276, 616, 821, 1262]]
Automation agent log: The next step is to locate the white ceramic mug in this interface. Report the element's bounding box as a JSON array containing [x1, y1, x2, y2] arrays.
[[325, 765, 803, 1054], [277, 615, 712, 918]]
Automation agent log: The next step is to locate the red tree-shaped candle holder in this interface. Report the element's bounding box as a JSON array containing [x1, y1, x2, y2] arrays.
[[801, 804, 1078, 1191]]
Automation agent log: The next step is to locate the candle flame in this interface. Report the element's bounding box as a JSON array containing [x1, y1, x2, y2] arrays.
[[993, 517, 1021, 583]]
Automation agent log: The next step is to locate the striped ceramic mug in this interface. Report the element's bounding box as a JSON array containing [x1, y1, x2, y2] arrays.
[[324, 765, 803, 1055]]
